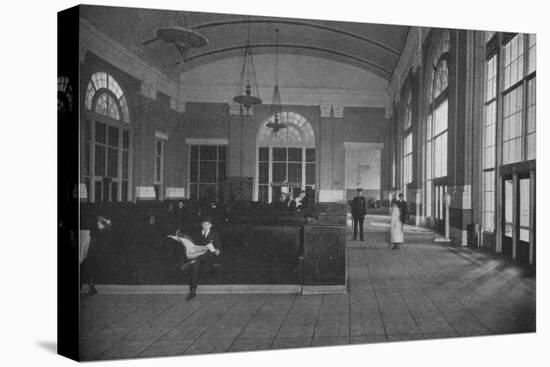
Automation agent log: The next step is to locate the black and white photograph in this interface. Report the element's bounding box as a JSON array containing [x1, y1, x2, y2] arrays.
[[4, 0, 546, 366], [54, 2, 542, 362]]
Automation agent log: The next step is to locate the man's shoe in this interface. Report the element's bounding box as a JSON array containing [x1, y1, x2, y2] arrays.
[[186, 289, 196, 301]]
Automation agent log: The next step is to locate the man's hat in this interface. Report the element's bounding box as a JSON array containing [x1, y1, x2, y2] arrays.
[[200, 215, 213, 224]]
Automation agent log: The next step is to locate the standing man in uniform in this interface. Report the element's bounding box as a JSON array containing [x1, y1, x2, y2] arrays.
[[351, 188, 367, 241]]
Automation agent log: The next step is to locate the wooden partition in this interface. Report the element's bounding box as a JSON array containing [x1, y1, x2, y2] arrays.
[[302, 224, 346, 293]]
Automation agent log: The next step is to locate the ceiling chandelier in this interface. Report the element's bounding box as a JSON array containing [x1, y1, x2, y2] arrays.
[[233, 18, 262, 114], [142, 13, 208, 64], [265, 28, 287, 133]]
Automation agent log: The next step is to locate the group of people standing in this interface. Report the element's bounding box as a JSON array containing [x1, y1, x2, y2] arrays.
[[350, 188, 409, 249]]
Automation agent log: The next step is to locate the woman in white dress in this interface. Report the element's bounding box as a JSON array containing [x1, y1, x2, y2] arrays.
[[390, 202, 404, 249]]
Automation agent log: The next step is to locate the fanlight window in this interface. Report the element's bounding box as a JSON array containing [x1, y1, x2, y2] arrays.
[[426, 30, 450, 102], [258, 111, 315, 147], [85, 72, 129, 123], [57, 76, 74, 113], [433, 61, 449, 97]]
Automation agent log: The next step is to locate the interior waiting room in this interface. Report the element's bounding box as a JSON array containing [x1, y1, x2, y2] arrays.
[[57, 4, 537, 360]]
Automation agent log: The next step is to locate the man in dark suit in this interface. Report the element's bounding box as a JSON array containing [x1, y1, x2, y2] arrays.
[[397, 193, 409, 224], [351, 188, 367, 241], [180, 215, 222, 301]]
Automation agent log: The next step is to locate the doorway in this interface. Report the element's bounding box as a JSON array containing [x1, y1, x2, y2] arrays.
[[433, 181, 448, 235], [502, 174, 532, 264]]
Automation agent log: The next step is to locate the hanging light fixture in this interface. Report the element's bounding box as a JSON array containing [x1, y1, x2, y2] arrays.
[[233, 18, 262, 114], [142, 13, 208, 66], [265, 28, 287, 133]]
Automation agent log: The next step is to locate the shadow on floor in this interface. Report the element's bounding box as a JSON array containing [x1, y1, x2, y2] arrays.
[[36, 341, 57, 354]]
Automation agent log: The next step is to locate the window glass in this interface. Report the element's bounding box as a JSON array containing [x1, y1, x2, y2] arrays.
[[434, 61, 449, 97], [482, 170, 495, 232], [306, 148, 316, 162], [259, 147, 269, 162], [288, 148, 302, 162], [526, 78, 536, 160], [404, 90, 412, 129], [503, 35, 524, 90], [484, 101, 496, 169], [189, 145, 226, 201], [502, 86, 524, 164], [86, 72, 129, 123], [486, 55, 498, 101], [528, 34, 536, 74], [272, 148, 287, 162], [519, 178, 530, 241]]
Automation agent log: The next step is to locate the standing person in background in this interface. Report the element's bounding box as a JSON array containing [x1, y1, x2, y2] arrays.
[[397, 193, 409, 226], [392, 193, 409, 249], [390, 201, 404, 249], [80, 216, 112, 296], [287, 192, 296, 211], [351, 188, 367, 241]]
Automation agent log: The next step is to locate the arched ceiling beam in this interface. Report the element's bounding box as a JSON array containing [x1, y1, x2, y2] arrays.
[[179, 43, 393, 79], [194, 19, 403, 56]]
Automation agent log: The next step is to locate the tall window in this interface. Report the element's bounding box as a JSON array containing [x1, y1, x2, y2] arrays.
[[257, 111, 315, 203], [403, 133, 413, 186], [83, 72, 131, 202], [482, 54, 497, 231], [424, 30, 450, 223], [482, 32, 536, 233], [526, 34, 536, 161], [500, 33, 536, 164], [404, 90, 412, 130], [189, 145, 226, 202], [154, 139, 164, 200], [401, 89, 413, 197]]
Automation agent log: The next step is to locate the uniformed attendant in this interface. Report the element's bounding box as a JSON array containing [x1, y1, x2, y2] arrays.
[[351, 188, 367, 241]]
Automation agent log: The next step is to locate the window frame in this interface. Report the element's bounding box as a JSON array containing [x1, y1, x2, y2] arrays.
[[82, 72, 132, 203], [188, 144, 227, 202]]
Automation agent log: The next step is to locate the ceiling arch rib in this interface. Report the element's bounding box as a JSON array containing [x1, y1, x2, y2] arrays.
[[194, 19, 403, 56], [179, 43, 394, 79]]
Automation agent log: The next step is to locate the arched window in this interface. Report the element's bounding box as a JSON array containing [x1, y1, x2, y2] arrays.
[[424, 30, 450, 228], [257, 112, 316, 203], [85, 71, 129, 123], [83, 72, 131, 203], [402, 88, 413, 198], [258, 111, 315, 147], [57, 76, 74, 115]]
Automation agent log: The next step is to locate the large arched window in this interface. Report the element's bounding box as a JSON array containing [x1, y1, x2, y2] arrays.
[[257, 111, 316, 203], [83, 72, 131, 203], [424, 30, 450, 228]]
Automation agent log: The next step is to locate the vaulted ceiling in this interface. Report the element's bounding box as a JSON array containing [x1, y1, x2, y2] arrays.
[[80, 5, 410, 83]]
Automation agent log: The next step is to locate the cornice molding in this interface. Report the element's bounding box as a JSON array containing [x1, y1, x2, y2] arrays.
[[388, 27, 430, 109], [177, 85, 389, 112]]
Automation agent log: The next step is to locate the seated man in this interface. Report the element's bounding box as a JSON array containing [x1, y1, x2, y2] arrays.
[[177, 215, 222, 301], [294, 190, 307, 211]]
